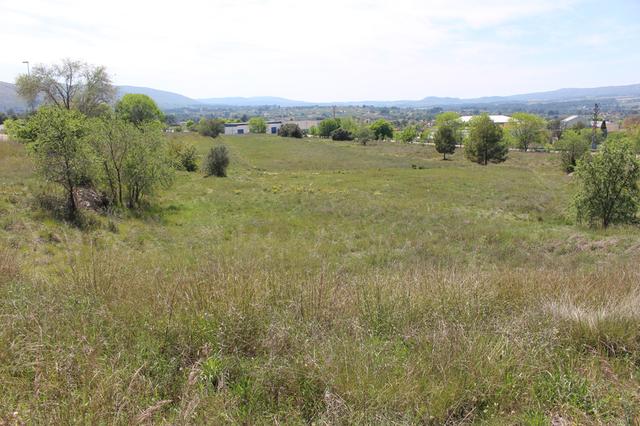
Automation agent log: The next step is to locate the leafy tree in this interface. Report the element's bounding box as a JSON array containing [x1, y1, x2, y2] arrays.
[[29, 106, 94, 216], [465, 114, 508, 165], [115, 94, 164, 126], [278, 123, 303, 138], [121, 123, 174, 208], [89, 117, 139, 206], [555, 130, 590, 173], [435, 111, 461, 128], [356, 126, 374, 146], [397, 126, 418, 143], [249, 117, 267, 133], [506, 112, 547, 151], [185, 119, 195, 131], [370, 119, 393, 140], [204, 145, 230, 177], [317, 118, 341, 137], [197, 118, 225, 138], [433, 123, 457, 160], [89, 117, 173, 208], [15, 59, 115, 115], [331, 128, 354, 141], [575, 139, 640, 228]]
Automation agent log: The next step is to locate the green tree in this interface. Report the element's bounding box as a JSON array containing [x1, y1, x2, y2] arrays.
[[433, 123, 457, 160], [317, 118, 341, 137], [555, 130, 590, 173], [197, 118, 225, 138], [435, 111, 462, 128], [29, 106, 94, 216], [397, 126, 418, 143], [115, 94, 164, 126], [121, 123, 174, 208], [88, 117, 139, 206], [15, 59, 115, 115], [204, 145, 230, 177], [465, 114, 508, 165], [506, 112, 547, 152], [370, 119, 394, 140], [249, 117, 267, 133], [574, 139, 640, 228]]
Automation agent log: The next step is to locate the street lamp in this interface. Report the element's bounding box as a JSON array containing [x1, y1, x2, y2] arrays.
[[22, 60, 30, 76]]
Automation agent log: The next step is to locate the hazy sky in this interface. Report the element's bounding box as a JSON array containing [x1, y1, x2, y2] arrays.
[[1, 0, 639, 102]]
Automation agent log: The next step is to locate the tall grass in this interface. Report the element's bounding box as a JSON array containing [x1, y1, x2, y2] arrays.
[[1, 134, 640, 423]]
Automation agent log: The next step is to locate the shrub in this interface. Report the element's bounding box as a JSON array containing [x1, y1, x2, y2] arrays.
[[574, 139, 640, 228], [168, 139, 199, 172], [278, 123, 303, 138], [330, 128, 354, 141], [204, 145, 230, 177]]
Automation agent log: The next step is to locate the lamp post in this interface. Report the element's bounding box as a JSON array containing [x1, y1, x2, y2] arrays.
[[22, 60, 30, 76]]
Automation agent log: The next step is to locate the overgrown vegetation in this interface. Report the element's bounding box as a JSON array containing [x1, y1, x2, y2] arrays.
[[3, 132, 640, 423]]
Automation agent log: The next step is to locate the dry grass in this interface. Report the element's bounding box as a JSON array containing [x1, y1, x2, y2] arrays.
[[1, 134, 640, 423]]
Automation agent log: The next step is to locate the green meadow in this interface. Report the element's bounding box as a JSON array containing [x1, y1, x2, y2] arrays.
[[2, 133, 640, 424]]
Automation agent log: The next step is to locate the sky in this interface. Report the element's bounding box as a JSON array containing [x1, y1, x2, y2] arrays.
[[1, 0, 639, 102]]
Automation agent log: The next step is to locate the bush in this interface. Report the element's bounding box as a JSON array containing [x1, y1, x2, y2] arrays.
[[278, 123, 303, 138], [168, 139, 199, 172], [204, 145, 230, 177], [574, 139, 640, 228], [331, 128, 354, 141]]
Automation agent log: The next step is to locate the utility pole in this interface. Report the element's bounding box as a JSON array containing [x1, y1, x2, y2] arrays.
[[591, 103, 600, 150], [22, 60, 30, 76]]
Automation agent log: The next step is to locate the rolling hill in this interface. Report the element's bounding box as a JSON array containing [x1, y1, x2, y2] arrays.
[[2, 81, 640, 111]]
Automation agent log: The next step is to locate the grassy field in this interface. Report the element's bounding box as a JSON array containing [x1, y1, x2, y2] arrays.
[[2, 133, 640, 424]]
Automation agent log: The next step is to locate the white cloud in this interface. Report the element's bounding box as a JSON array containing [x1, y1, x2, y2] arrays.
[[1, 0, 636, 101]]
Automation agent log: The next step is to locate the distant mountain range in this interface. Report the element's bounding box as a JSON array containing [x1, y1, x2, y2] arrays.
[[2, 81, 640, 112]]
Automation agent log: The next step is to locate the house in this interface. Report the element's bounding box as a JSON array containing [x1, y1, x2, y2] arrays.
[[224, 121, 282, 135], [460, 115, 511, 126]]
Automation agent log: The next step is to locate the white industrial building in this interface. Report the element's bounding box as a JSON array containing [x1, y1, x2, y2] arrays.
[[460, 115, 511, 125], [224, 121, 282, 135]]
